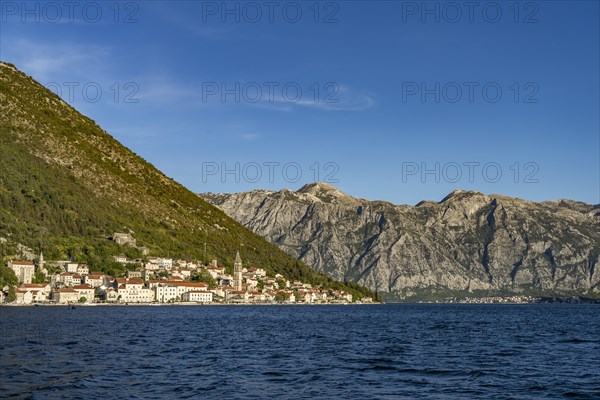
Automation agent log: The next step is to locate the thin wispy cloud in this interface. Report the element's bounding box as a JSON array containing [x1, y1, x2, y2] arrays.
[[250, 85, 375, 112], [2, 38, 111, 82], [136, 80, 199, 104], [131, 78, 375, 113]]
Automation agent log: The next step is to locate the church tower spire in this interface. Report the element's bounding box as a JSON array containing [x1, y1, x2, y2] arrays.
[[38, 251, 47, 276], [233, 251, 243, 291]]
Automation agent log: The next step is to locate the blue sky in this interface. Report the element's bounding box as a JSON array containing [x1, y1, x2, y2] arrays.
[[1, 1, 598, 205]]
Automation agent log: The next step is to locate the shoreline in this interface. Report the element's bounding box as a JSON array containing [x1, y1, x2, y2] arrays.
[[0, 302, 370, 307], [3, 300, 599, 307]]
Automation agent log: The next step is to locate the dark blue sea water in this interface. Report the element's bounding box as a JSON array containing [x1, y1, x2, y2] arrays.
[[1, 304, 599, 399]]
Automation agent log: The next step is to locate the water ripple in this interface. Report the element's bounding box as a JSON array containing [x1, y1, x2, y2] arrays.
[[1, 304, 598, 399]]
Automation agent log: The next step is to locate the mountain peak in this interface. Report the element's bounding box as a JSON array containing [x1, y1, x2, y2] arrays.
[[440, 189, 485, 203], [297, 182, 349, 201]]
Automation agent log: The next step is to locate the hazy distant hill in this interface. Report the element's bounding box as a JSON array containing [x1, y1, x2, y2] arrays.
[[0, 62, 373, 299], [203, 183, 600, 301]]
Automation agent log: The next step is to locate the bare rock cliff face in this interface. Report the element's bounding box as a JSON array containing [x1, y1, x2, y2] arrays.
[[202, 183, 600, 300]]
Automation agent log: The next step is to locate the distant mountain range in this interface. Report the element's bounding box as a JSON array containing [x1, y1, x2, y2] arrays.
[[202, 183, 600, 301], [0, 62, 373, 299]]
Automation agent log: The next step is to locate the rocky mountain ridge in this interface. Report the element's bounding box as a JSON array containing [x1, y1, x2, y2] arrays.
[[202, 183, 600, 300]]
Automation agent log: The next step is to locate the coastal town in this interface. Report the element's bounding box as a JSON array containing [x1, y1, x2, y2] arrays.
[[0, 233, 370, 306]]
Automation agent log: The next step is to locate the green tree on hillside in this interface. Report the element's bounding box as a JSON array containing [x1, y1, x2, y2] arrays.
[[33, 270, 46, 284], [7, 286, 16, 302], [275, 292, 288, 302], [191, 269, 216, 287], [0, 265, 18, 287]]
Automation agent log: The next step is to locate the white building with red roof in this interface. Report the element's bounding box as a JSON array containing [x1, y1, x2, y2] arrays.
[[54, 272, 81, 287], [182, 291, 213, 303], [84, 273, 108, 288], [20, 283, 51, 302], [226, 290, 249, 303], [76, 264, 90, 275], [73, 284, 95, 303], [112, 278, 154, 303], [52, 288, 79, 304], [14, 289, 33, 304], [64, 262, 79, 273], [8, 261, 35, 284], [206, 266, 225, 279], [154, 281, 210, 303]]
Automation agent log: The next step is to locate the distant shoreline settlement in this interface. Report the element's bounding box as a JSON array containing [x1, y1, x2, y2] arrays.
[[1, 233, 373, 306]]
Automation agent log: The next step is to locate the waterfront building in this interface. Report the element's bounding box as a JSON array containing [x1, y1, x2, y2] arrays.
[[154, 281, 210, 303], [73, 284, 95, 303], [22, 283, 51, 301], [52, 288, 79, 304], [117, 279, 155, 303], [182, 291, 213, 303]]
